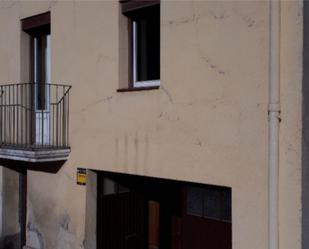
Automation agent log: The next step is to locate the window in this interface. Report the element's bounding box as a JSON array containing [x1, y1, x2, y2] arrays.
[[103, 178, 130, 195], [22, 12, 51, 110], [187, 185, 232, 222], [121, 0, 160, 88]]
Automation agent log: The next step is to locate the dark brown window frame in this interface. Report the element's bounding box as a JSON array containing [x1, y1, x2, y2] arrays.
[[22, 12, 50, 36], [120, 0, 160, 14]]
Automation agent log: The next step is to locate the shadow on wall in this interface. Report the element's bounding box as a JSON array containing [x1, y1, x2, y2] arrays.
[[0, 159, 66, 174], [0, 233, 21, 249]]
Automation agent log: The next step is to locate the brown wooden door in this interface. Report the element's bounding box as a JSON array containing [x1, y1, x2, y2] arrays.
[[97, 177, 147, 249], [148, 201, 160, 249], [97, 174, 232, 249], [182, 216, 231, 249], [171, 215, 182, 249]]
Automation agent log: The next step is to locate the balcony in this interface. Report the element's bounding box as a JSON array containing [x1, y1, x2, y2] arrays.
[[0, 83, 71, 162]]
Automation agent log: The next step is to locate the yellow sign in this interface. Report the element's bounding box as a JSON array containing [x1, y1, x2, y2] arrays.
[[77, 168, 86, 185]]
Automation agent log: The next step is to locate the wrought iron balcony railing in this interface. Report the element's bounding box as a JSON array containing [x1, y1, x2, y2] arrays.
[[0, 83, 71, 162]]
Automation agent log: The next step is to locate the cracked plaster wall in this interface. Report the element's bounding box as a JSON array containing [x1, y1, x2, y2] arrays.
[[0, 1, 304, 249]]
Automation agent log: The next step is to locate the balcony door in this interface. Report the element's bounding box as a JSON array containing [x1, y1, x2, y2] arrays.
[[22, 12, 51, 146], [32, 34, 51, 145]]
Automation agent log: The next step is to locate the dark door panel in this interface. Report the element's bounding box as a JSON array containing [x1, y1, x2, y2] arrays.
[[182, 216, 231, 249], [96, 173, 232, 249], [97, 176, 146, 249]]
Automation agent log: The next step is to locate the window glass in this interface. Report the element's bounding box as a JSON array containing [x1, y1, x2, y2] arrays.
[[134, 5, 160, 82], [103, 178, 131, 195], [187, 185, 232, 222], [103, 178, 116, 195], [118, 184, 130, 194], [187, 186, 203, 216], [220, 190, 232, 221], [204, 188, 224, 220], [34, 35, 50, 110]]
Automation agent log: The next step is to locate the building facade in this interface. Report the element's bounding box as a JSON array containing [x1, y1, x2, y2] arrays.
[[0, 0, 306, 249]]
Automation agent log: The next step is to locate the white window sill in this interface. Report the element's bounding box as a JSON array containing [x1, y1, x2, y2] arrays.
[[133, 80, 160, 88]]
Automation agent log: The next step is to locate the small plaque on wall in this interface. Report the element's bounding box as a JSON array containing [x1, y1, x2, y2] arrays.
[[77, 168, 86, 185]]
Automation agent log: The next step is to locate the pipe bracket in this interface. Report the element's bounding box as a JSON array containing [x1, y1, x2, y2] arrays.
[[268, 103, 281, 113]]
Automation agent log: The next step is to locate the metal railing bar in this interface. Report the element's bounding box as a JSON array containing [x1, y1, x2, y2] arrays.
[[50, 86, 71, 105], [8, 85, 11, 145], [56, 85, 59, 147], [0, 86, 2, 145], [67, 92, 69, 146], [0, 82, 70, 87], [62, 86, 65, 146], [17, 84, 19, 145], [0, 83, 71, 149]]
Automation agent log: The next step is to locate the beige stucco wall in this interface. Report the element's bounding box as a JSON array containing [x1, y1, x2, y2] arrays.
[[279, 1, 303, 249], [0, 1, 303, 249]]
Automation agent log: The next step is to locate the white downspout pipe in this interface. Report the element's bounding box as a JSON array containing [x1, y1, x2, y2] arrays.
[[268, 1, 280, 249]]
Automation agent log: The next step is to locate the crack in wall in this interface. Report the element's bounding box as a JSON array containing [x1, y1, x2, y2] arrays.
[[168, 13, 199, 26], [77, 95, 114, 113], [189, 2, 227, 76], [160, 86, 173, 104], [201, 56, 226, 75]]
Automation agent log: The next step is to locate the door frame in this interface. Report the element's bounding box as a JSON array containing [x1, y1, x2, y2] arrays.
[[32, 34, 51, 145], [22, 12, 51, 146]]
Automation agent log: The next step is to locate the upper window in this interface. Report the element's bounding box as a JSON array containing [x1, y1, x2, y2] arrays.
[[121, 0, 160, 88]]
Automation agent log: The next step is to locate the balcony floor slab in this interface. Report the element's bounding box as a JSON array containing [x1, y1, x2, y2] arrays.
[[0, 147, 70, 162]]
